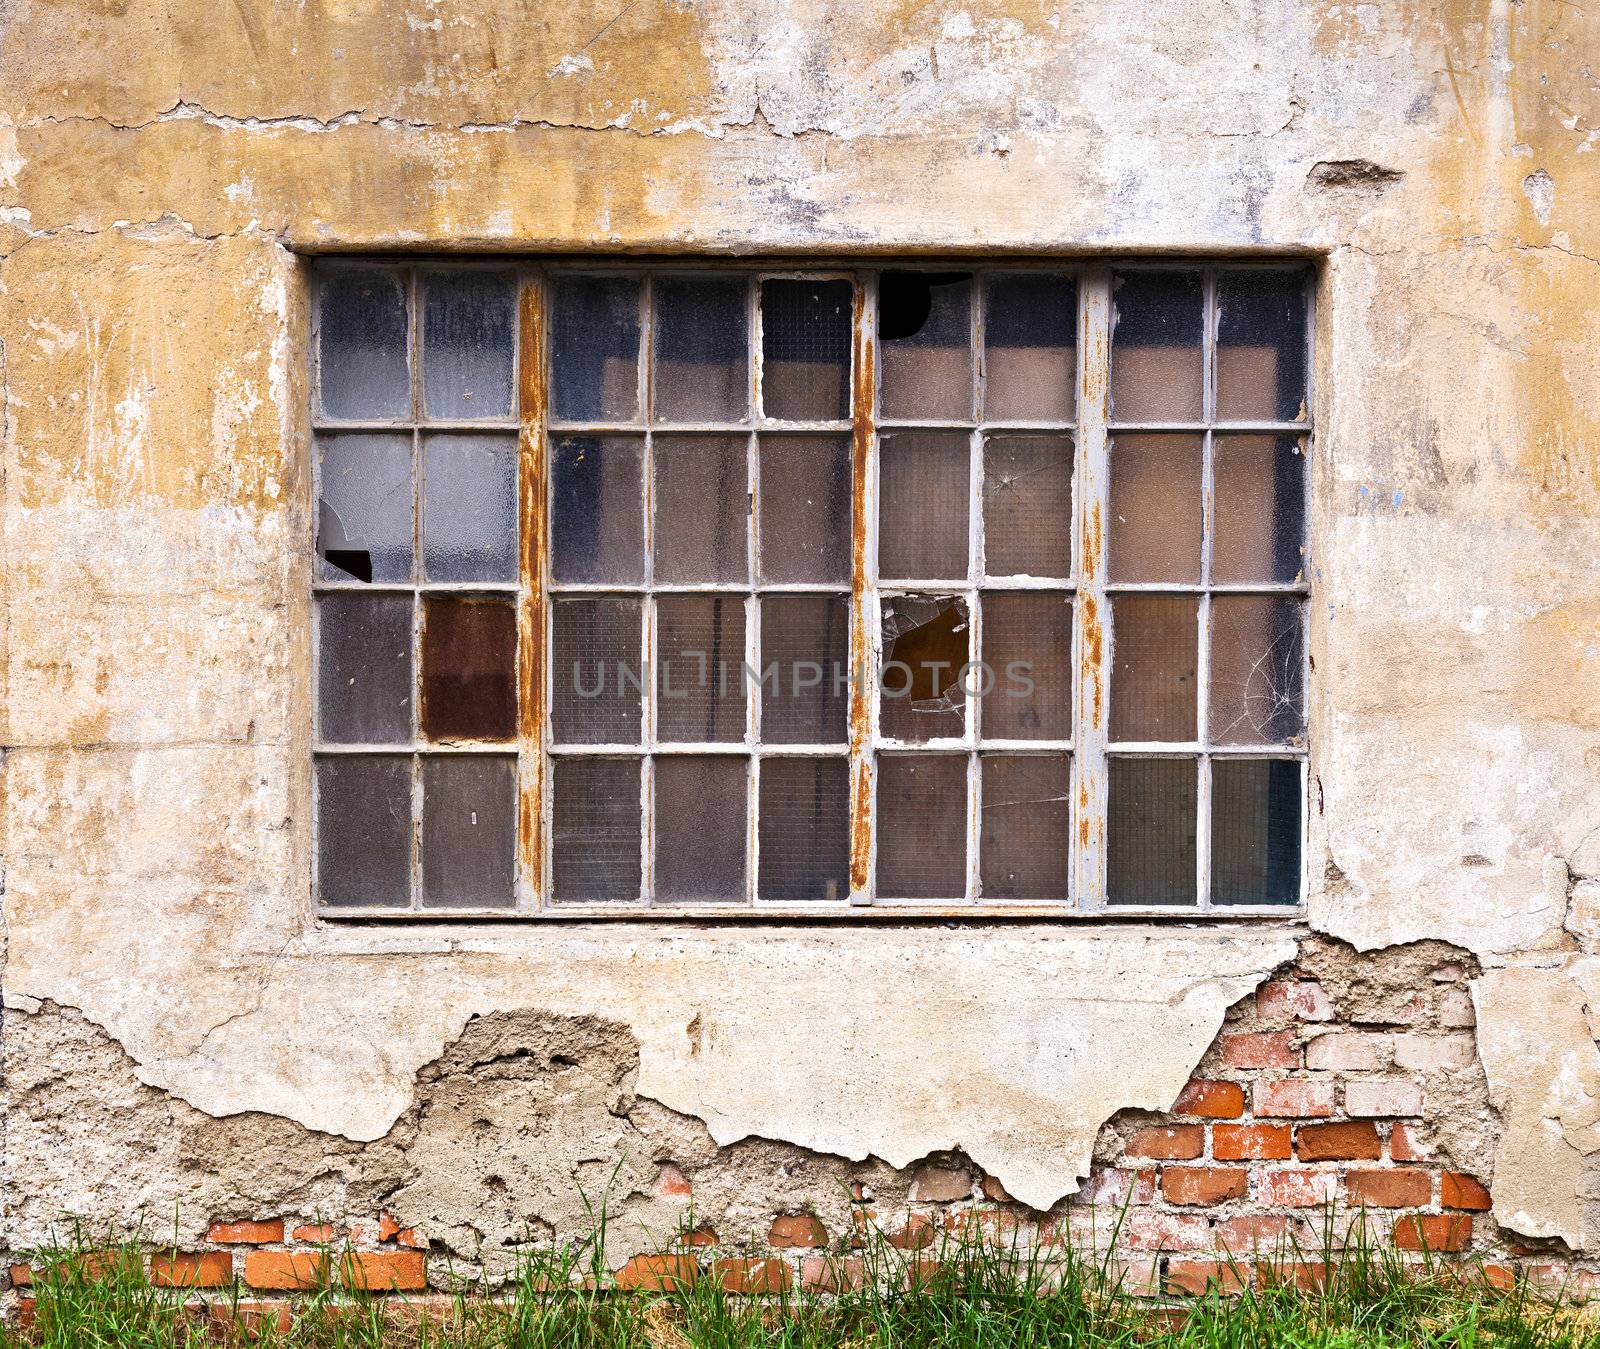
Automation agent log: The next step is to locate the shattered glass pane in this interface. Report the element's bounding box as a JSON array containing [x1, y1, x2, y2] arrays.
[[422, 271, 516, 420], [879, 272, 974, 422], [551, 757, 642, 901], [422, 433, 518, 583], [880, 595, 969, 742], [1212, 435, 1306, 584], [1110, 270, 1203, 423], [980, 592, 1071, 740], [316, 593, 413, 745], [758, 435, 852, 584], [760, 279, 852, 421], [876, 753, 967, 899], [319, 270, 410, 420], [550, 436, 646, 584], [315, 754, 412, 907], [980, 753, 1070, 900], [982, 434, 1073, 578], [1110, 596, 1197, 742], [757, 756, 850, 901], [421, 755, 515, 908], [878, 430, 969, 581], [317, 433, 413, 584], [549, 276, 641, 422], [1107, 757, 1197, 905], [655, 756, 748, 901], [1212, 758, 1302, 905], [551, 597, 642, 744], [1216, 271, 1308, 422], [984, 273, 1077, 423], [1209, 596, 1306, 746], [760, 596, 850, 745], [655, 594, 747, 744], [654, 276, 750, 423], [1107, 434, 1202, 584], [420, 596, 517, 742]]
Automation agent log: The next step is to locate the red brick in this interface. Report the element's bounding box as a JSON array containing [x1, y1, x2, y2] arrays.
[[1071, 1167, 1157, 1207], [1215, 1215, 1297, 1251], [615, 1254, 698, 1292], [654, 1164, 693, 1200], [1346, 1169, 1432, 1208], [800, 1255, 864, 1293], [243, 1251, 326, 1291], [1122, 1211, 1211, 1251], [1213, 1123, 1291, 1161], [714, 1258, 791, 1294], [981, 1174, 1013, 1203], [1164, 1260, 1248, 1297], [1257, 1260, 1331, 1292], [943, 1208, 1024, 1238], [902, 1255, 946, 1290], [1345, 1079, 1425, 1118], [8, 1264, 31, 1288], [1389, 1123, 1427, 1161], [208, 1219, 285, 1245], [1162, 1167, 1247, 1206], [1256, 980, 1334, 1022], [1441, 1172, 1492, 1211], [768, 1214, 827, 1249], [1220, 1030, 1299, 1069], [292, 1223, 338, 1244], [1297, 1121, 1382, 1161], [1126, 1125, 1205, 1160], [1253, 1079, 1335, 1118], [1257, 1169, 1337, 1207], [339, 1251, 426, 1292], [682, 1226, 718, 1249], [1393, 1215, 1471, 1253], [887, 1214, 935, 1250], [1173, 1080, 1245, 1119], [151, 1251, 233, 1289], [202, 1302, 293, 1338]]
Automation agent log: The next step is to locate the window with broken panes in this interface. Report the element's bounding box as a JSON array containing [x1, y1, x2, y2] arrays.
[[312, 263, 1310, 913]]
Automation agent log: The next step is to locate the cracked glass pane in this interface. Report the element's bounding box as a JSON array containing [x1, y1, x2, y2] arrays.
[[1110, 270, 1203, 423], [319, 271, 410, 420], [550, 276, 641, 422], [1213, 434, 1307, 584], [316, 755, 412, 907], [421, 755, 515, 909], [1110, 596, 1198, 742], [316, 592, 413, 745], [422, 271, 516, 420], [880, 595, 969, 742], [422, 433, 518, 583], [1107, 433, 1202, 584], [655, 594, 747, 744], [420, 596, 517, 743], [982, 433, 1073, 579], [984, 273, 1077, 423], [878, 430, 969, 581], [758, 434, 852, 584], [1216, 271, 1308, 422], [879, 272, 974, 422], [654, 756, 748, 902], [551, 597, 642, 745], [980, 592, 1071, 740], [654, 276, 750, 423], [652, 435, 749, 584], [759, 596, 850, 745], [551, 757, 641, 902], [1209, 595, 1306, 746], [1107, 757, 1197, 905], [551, 435, 646, 584], [1212, 758, 1302, 905], [876, 753, 967, 899], [757, 756, 849, 901], [760, 279, 851, 421], [980, 753, 1070, 900], [317, 433, 413, 584]]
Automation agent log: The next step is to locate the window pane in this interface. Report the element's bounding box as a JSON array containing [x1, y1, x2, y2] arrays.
[[980, 753, 1070, 900], [1216, 272, 1307, 422], [421, 755, 515, 908], [319, 271, 410, 419], [876, 753, 966, 899], [652, 435, 748, 585], [878, 430, 968, 581], [316, 755, 412, 907], [984, 274, 1076, 422], [879, 272, 973, 421], [980, 592, 1071, 740], [316, 593, 413, 745], [1107, 434, 1202, 584], [550, 276, 640, 421], [1213, 434, 1306, 584], [551, 757, 641, 901], [551, 597, 642, 744], [1110, 596, 1197, 742], [1209, 596, 1305, 746], [1212, 758, 1302, 905], [420, 597, 517, 742], [757, 757, 849, 901], [760, 279, 851, 421], [1107, 757, 1196, 905], [317, 433, 413, 584], [758, 435, 851, 584], [551, 436, 645, 584], [655, 756, 748, 901], [656, 594, 747, 744], [760, 596, 849, 744], [1110, 270, 1203, 422], [982, 434, 1072, 578], [880, 595, 968, 742], [422, 271, 515, 420], [422, 433, 518, 582], [654, 277, 749, 423]]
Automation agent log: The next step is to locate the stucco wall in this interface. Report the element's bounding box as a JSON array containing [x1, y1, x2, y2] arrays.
[[0, 0, 1596, 1263]]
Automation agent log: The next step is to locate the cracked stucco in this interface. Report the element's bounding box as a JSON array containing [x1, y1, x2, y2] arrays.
[[0, 0, 1597, 1239]]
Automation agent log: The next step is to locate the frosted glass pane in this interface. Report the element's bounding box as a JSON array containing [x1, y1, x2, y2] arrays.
[[420, 597, 516, 743], [980, 753, 1070, 899], [551, 436, 645, 584], [1110, 270, 1203, 422], [982, 434, 1072, 578], [1209, 596, 1305, 746], [317, 433, 413, 584], [879, 272, 973, 421], [652, 435, 748, 584], [422, 433, 517, 582], [316, 593, 413, 745], [551, 757, 641, 901], [1107, 434, 1202, 584], [1213, 435, 1306, 584], [421, 755, 515, 908], [655, 756, 748, 901], [656, 594, 747, 744], [758, 435, 851, 584], [759, 596, 849, 744], [984, 274, 1076, 422], [551, 597, 642, 744], [1212, 759, 1302, 905], [550, 277, 640, 421], [319, 271, 409, 419], [880, 595, 968, 742], [757, 757, 849, 901], [316, 755, 412, 907], [876, 753, 966, 899], [1107, 757, 1196, 905], [422, 271, 515, 420], [980, 592, 1071, 740], [878, 430, 968, 581], [1110, 596, 1197, 742], [1216, 271, 1308, 422], [654, 277, 749, 423], [760, 280, 851, 421]]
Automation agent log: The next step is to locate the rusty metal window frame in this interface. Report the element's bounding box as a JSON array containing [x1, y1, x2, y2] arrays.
[[310, 258, 1311, 920]]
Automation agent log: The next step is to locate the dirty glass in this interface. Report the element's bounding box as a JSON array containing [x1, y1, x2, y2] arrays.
[[757, 757, 850, 901], [1216, 272, 1308, 422], [757, 435, 852, 584], [1212, 758, 1302, 905], [654, 276, 749, 423], [875, 754, 967, 899], [655, 594, 747, 744], [878, 430, 969, 581], [982, 434, 1073, 578], [652, 435, 748, 584], [760, 279, 851, 421], [319, 271, 410, 419], [550, 276, 641, 422], [421, 755, 516, 908], [654, 756, 748, 902], [551, 757, 642, 901], [879, 272, 974, 422], [422, 434, 518, 583], [1212, 435, 1306, 584], [1107, 757, 1197, 905], [550, 436, 646, 584], [980, 754, 1070, 899], [1107, 434, 1202, 584], [1209, 596, 1305, 746], [315, 755, 413, 907], [984, 274, 1077, 422], [420, 597, 517, 742], [550, 597, 642, 745], [317, 434, 413, 583], [760, 597, 850, 744], [880, 595, 969, 742], [422, 271, 516, 420], [980, 592, 1071, 740], [1110, 596, 1198, 742], [316, 593, 413, 744], [1110, 270, 1204, 422]]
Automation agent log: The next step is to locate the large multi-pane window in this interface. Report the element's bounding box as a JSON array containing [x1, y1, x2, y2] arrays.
[[311, 262, 1310, 916]]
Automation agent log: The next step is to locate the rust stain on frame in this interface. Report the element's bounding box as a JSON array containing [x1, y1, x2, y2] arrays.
[[847, 278, 876, 894], [517, 277, 548, 897]]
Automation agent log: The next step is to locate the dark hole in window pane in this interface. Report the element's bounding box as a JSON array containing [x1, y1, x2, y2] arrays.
[[1107, 757, 1196, 905], [760, 280, 851, 421], [1212, 758, 1301, 905], [654, 277, 749, 422], [316, 592, 413, 745], [552, 757, 641, 901], [757, 757, 849, 900], [551, 436, 646, 583], [319, 271, 410, 419], [1110, 270, 1203, 422], [550, 277, 640, 421], [1110, 596, 1198, 742], [421, 755, 515, 908], [879, 272, 973, 421], [655, 756, 748, 901], [420, 596, 517, 742], [880, 596, 968, 742], [876, 753, 966, 899], [1216, 271, 1308, 422], [984, 274, 1077, 422], [422, 271, 516, 420], [980, 753, 1070, 900], [316, 754, 412, 906]]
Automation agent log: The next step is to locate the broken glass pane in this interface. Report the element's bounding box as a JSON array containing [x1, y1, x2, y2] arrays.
[[1216, 271, 1308, 422], [551, 597, 642, 745], [420, 597, 517, 742], [758, 435, 852, 584], [422, 271, 516, 420], [316, 754, 412, 907], [551, 756, 642, 901], [1212, 758, 1302, 905], [982, 434, 1072, 578], [654, 756, 748, 901], [759, 596, 850, 744], [551, 436, 646, 584], [878, 430, 969, 581], [655, 594, 747, 744], [1107, 756, 1197, 905], [880, 595, 969, 742], [549, 276, 640, 422], [879, 272, 974, 421], [654, 276, 749, 423], [1212, 435, 1306, 584], [760, 279, 852, 421], [319, 271, 410, 420], [316, 593, 413, 744], [757, 756, 849, 901], [875, 753, 966, 899], [652, 435, 748, 585], [1110, 270, 1203, 422], [422, 433, 518, 583], [1110, 596, 1197, 742], [1209, 596, 1305, 746], [980, 592, 1071, 740], [1107, 434, 1202, 584], [421, 755, 515, 908], [984, 274, 1077, 422], [980, 753, 1070, 900], [317, 433, 413, 584]]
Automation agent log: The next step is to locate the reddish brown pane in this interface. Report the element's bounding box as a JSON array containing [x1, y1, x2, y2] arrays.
[[420, 596, 517, 742]]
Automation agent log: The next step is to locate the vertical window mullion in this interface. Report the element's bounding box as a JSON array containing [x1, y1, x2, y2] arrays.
[[966, 274, 984, 902], [846, 272, 878, 905], [640, 274, 657, 906], [516, 268, 548, 911], [408, 268, 423, 911], [1197, 268, 1217, 912], [745, 276, 761, 907]]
